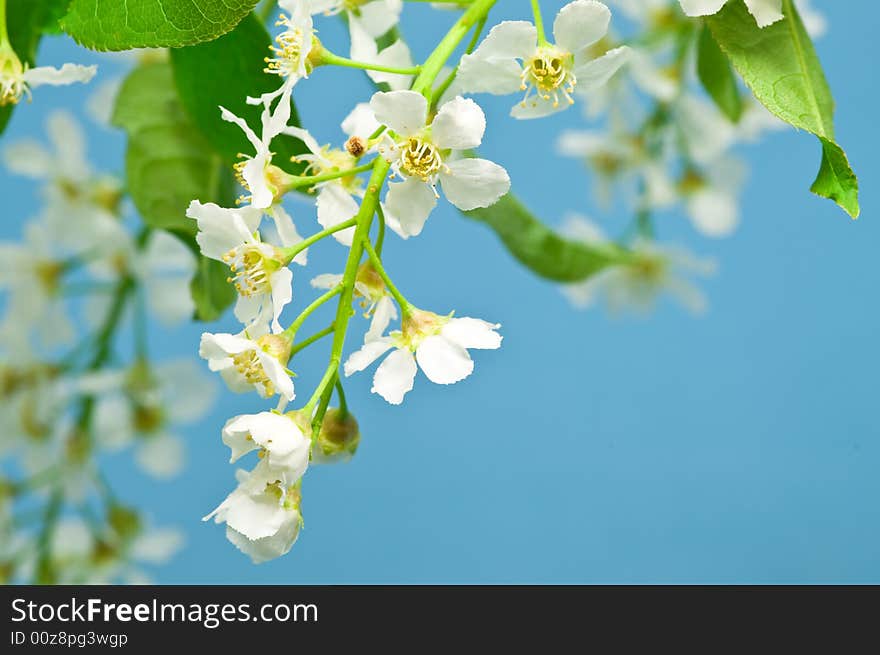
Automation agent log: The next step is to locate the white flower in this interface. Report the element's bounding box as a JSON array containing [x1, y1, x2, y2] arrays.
[[0, 44, 96, 107], [187, 200, 304, 331], [456, 1, 629, 119], [221, 86, 295, 209], [266, 0, 317, 85], [204, 463, 304, 564], [199, 330, 296, 401], [3, 111, 127, 255], [0, 221, 75, 349], [560, 214, 716, 314], [221, 412, 311, 478], [312, 261, 397, 341], [370, 90, 510, 237], [679, 158, 745, 238], [344, 309, 502, 405], [678, 0, 783, 27]]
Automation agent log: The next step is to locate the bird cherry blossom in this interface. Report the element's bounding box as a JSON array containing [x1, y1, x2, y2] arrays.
[[370, 90, 510, 237], [312, 260, 397, 342], [456, 0, 630, 119], [0, 43, 96, 107], [187, 201, 305, 331], [199, 330, 296, 402], [344, 309, 502, 405]]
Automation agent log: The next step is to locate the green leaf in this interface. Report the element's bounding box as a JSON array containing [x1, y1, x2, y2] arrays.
[[60, 0, 259, 51], [112, 60, 236, 320], [190, 256, 237, 322], [707, 0, 859, 218], [170, 13, 306, 170], [696, 23, 743, 123], [461, 193, 627, 283]]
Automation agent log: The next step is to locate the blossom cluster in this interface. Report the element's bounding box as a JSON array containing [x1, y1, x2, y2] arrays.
[[0, 107, 212, 583]]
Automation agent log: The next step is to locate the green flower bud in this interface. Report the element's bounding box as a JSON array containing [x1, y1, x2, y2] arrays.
[[313, 408, 360, 464]]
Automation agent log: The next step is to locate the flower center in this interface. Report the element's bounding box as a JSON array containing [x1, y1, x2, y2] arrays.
[[232, 350, 276, 397], [521, 48, 576, 109], [264, 16, 315, 79], [400, 138, 442, 182], [34, 260, 64, 294], [222, 246, 280, 297], [0, 49, 25, 107]]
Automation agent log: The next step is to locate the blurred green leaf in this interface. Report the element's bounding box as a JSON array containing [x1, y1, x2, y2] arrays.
[[696, 23, 742, 123], [462, 193, 627, 283], [708, 0, 859, 218], [112, 60, 236, 320], [60, 0, 259, 50], [170, 13, 306, 170]]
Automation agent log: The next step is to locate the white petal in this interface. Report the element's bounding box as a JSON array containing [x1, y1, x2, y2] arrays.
[[369, 90, 427, 137], [269, 205, 306, 262], [415, 335, 474, 385], [510, 94, 569, 120], [553, 1, 611, 53], [222, 415, 260, 462], [441, 317, 502, 350], [131, 529, 184, 564], [678, 0, 728, 17], [344, 339, 393, 376], [430, 96, 486, 150], [456, 55, 524, 96], [282, 125, 323, 157], [187, 201, 261, 260], [439, 158, 510, 211], [317, 185, 359, 246], [341, 102, 381, 138], [366, 295, 397, 343], [3, 140, 52, 178], [354, 0, 402, 38], [269, 267, 294, 335], [225, 515, 300, 564], [311, 273, 344, 290], [258, 348, 296, 401], [744, 0, 783, 26], [384, 178, 436, 237], [23, 63, 97, 89], [135, 434, 185, 479], [199, 332, 254, 361], [687, 189, 739, 238], [219, 105, 262, 152], [372, 348, 417, 404], [470, 20, 537, 60], [574, 46, 630, 92], [47, 110, 89, 179], [218, 492, 288, 541], [364, 38, 415, 91]]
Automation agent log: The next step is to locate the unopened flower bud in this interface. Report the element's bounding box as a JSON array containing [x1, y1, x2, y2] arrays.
[[313, 408, 360, 464]]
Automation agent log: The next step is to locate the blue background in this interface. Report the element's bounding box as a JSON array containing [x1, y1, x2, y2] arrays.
[[2, 1, 878, 583]]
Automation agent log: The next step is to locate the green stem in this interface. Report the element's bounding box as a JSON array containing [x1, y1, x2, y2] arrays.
[[281, 161, 376, 192], [319, 49, 421, 76], [362, 239, 412, 316], [410, 0, 498, 97], [291, 325, 334, 357], [281, 217, 358, 263], [284, 286, 343, 338], [335, 378, 349, 419], [0, 0, 9, 47], [375, 203, 387, 256], [531, 0, 547, 46], [432, 14, 488, 107]]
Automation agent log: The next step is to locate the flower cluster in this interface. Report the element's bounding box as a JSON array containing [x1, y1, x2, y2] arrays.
[[0, 107, 211, 582]]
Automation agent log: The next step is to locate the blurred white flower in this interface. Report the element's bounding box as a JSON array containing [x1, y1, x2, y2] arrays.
[[560, 214, 716, 314]]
